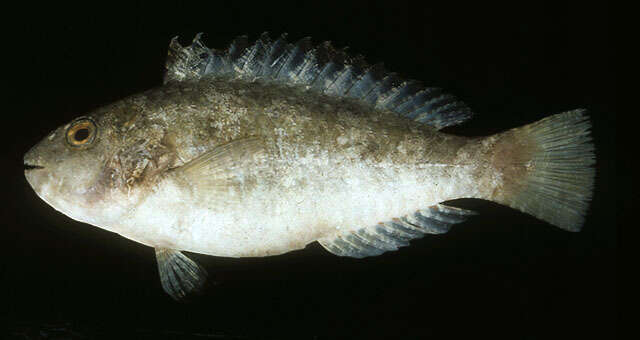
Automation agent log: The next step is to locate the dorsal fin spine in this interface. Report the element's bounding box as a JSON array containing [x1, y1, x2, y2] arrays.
[[345, 64, 383, 100], [276, 37, 310, 80], [263, 34, 289, 77], [267, 44, 290, 78]]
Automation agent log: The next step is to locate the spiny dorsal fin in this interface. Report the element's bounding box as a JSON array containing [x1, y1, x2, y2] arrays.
[[155, 248, 208, 301], [318, 204, 476, 258], [164, 33, 474, 130]]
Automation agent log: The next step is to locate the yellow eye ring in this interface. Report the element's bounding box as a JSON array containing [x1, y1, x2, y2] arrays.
[[66, 118, 97, 147]]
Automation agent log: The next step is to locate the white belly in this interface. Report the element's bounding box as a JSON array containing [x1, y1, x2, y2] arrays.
[[119, 160, 480, 257]]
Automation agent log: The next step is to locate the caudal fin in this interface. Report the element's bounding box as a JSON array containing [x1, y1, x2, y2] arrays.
[[490, 109, 595, 231]]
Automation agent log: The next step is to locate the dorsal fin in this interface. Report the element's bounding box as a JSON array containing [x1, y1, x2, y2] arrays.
[[318, 204, 476, 258], [164, 33, 474, 130]]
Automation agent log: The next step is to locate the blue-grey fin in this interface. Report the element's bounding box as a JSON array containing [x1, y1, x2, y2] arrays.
[[155, 248, 208, 301], [318, 204, 476, 258], [163, 33, 474, 130]]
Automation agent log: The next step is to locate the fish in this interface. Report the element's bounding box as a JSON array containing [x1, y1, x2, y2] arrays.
[[24, 33, 595, 300]]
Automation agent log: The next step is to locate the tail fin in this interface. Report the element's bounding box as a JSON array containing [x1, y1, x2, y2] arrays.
[[489, 109, 595, 231]]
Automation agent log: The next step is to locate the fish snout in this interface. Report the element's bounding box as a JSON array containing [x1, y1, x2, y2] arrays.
[[23, 147, 45, 171], [23, 146, 49, 194]]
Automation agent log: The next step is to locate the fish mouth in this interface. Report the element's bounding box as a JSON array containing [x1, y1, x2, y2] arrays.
[[24, 163, 45, 171]]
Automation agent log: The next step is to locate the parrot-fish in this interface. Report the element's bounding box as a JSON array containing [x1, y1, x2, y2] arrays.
[[24, 33, 595, 300]]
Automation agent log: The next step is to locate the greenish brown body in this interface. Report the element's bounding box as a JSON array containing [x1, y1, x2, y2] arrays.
[[26, 71, 546, 259], [42, 78, 495, 256], [99, 78, 484, 193]]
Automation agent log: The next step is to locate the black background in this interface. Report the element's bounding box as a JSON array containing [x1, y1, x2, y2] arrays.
[[2, 2, 615, 339]]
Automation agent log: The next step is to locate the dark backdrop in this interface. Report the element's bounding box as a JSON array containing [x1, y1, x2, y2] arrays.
[[2, 2, 616, 339]]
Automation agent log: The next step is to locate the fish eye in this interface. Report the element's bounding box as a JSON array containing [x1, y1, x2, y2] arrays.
[[66, 118, 97, 147]]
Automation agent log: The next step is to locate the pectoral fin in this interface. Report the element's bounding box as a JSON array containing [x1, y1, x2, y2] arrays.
[[155, 248, 208, 301], [170, 137, 267, 204]]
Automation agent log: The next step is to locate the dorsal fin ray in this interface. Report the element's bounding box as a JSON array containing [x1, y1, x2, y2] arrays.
[[164, 33, 474, 130], [318, 204, 476, 258]]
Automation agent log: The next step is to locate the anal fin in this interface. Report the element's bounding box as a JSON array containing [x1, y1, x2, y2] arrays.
[[319, 204, 475, 258], [155, 248, 208, 301]]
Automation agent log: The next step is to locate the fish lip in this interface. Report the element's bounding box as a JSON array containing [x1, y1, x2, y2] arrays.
[[24, 163, 45, 171]]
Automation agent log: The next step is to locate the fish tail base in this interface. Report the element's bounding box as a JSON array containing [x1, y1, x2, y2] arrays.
[[489, 109, 595, 231]]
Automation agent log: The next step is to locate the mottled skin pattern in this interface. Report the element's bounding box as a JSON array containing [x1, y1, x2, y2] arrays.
[[25, 77, 503, 257]]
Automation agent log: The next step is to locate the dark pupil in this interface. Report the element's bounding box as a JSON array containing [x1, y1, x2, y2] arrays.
[[74, 128, 89, 142]]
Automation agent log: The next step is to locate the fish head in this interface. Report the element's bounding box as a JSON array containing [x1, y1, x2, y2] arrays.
[[24, 114, 122, 223], [23, 92, 175, 229]]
